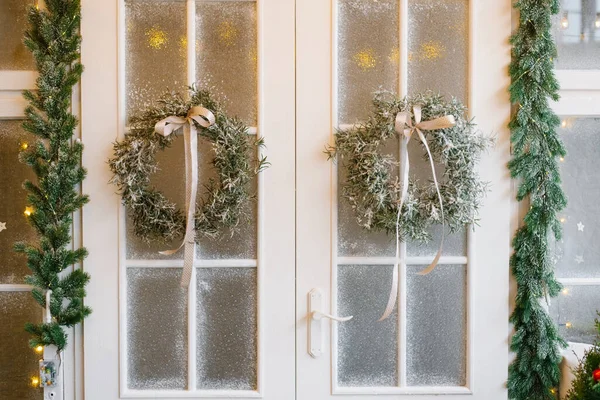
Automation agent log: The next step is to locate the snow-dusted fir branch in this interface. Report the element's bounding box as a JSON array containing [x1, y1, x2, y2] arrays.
[[15, 0, 91, 352], [507, 0, 567, 399], [327, 91, 492, 243], [109, 87, 268, 244]]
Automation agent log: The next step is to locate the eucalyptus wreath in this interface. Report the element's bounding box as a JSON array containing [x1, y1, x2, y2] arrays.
[[109, 87, 267, 244], [327, 91, 492, 242]]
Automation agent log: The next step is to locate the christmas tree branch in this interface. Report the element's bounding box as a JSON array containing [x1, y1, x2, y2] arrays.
[[15, 0, 91, 352], [508, 0, 567, 398]]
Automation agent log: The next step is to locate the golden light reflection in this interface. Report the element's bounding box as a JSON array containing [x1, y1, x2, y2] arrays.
[[24, 207, 34, 217], [561, 12, 569, 30], [353, 49, 377, 71], [248, 47, 258, 64], [31, 377, 39, 387], [420, 41, 445, 60], [565, 322, 572, 329], [178, 36, 188, 57], [219, 21, 238, 46], [146, 26, 168, 50], [35, 345, 44, 353], [21, 142, 28, 150], [388, 48, 399, 65]]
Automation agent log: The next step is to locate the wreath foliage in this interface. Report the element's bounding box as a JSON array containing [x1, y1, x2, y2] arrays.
[[109, 88, 267, 244], [327, 91, 492, 242]]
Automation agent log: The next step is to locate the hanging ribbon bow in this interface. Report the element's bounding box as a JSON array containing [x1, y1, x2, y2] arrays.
[[154, 106, 216, 288], [378, 105, 456, 321]]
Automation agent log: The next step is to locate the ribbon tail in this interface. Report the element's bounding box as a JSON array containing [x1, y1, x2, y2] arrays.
[[379, 135, 410, 321], [379, 205, 402, 321], [180, 123, 199, 288], [159, 242, 184, 256], [378, 260, 399, 322], [415, 129, 445, 275]]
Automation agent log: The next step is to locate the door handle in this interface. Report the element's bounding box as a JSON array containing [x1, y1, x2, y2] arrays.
[[308, 289, 353, 358], [311, 310, 353, 322]]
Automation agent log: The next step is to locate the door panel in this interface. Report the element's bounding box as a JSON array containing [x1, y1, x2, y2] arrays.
[[296, 0, 512, 398], [82, 0, 295, 398]]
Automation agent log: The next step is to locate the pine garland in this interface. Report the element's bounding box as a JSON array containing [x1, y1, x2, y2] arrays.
[[508, 0, 567, 398], [14, 0, 91, 352]]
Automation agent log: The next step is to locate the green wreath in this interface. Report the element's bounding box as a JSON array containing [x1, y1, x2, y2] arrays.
[[328, 91, 492, 243], [109, 87, 267, 244]]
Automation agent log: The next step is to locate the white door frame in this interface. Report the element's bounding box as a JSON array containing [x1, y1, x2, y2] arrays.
[[81, 0, 295, 398], [296, 0, 513, 398]]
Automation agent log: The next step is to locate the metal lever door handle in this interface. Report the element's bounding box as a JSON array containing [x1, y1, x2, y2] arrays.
[[308, 289, 353, 358], [311, 310, 353, 322]]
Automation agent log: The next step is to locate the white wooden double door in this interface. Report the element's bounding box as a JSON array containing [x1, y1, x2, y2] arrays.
[[82, 0, 511, 399]]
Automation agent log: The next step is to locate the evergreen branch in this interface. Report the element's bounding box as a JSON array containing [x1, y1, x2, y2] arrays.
[[17, 0, 90, 353], [508, 0, 567, 398]]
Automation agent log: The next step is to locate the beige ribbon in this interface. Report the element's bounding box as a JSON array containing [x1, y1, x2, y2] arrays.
[[378, 105, 455, 321], [154, 106, 216, 288]]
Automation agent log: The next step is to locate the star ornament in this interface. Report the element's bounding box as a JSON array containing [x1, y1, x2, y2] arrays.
[[577, 222, 585, 232], [0, 222, 6, 233]]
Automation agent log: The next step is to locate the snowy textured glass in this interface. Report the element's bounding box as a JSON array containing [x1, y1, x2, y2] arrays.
[[124, 0, 258, 391], [553, 0, 600, 69], [335, 0, 469, 389], [0, 0, 35, 70]]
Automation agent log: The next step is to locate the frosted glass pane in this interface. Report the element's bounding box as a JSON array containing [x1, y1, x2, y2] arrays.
[[407, 264, 466, 386], [196, 268, 257, 390], [337, 0, 400, 124], [125, 0, 187, 119], [553, 0, 600, 69], [550, 285, 600, 344], [554, 118, 600, 278], [407, 0, 468, 102], [0, 292, 42, 400], [337, 265, 398, 387], [407, 225, 467, 256], [0, 0, 35, 70], [337, 138, 399, 257], [0, 121, 36, 284], [127, 268, 187, 390], [126, 136, 257, 260], [196, 1, 257, 126]]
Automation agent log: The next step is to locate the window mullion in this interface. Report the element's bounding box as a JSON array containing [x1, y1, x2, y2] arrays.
[[186, 0, 197, 391]]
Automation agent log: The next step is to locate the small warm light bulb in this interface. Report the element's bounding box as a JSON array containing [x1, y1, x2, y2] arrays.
[[560, 217, 566, 223], [565, 322, 572, 329], [596, 13, 600, 29], [31, 377, 39, 387], [561, 12, 569, 29], [550, 388, 557, 394], [562, 288, 569, 295], [561, 119, 567, 128], [559, 157, 564, 162], [35, 345, 44, 353], [21, 142, 28, 150], [24, 207, 34, 217]]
